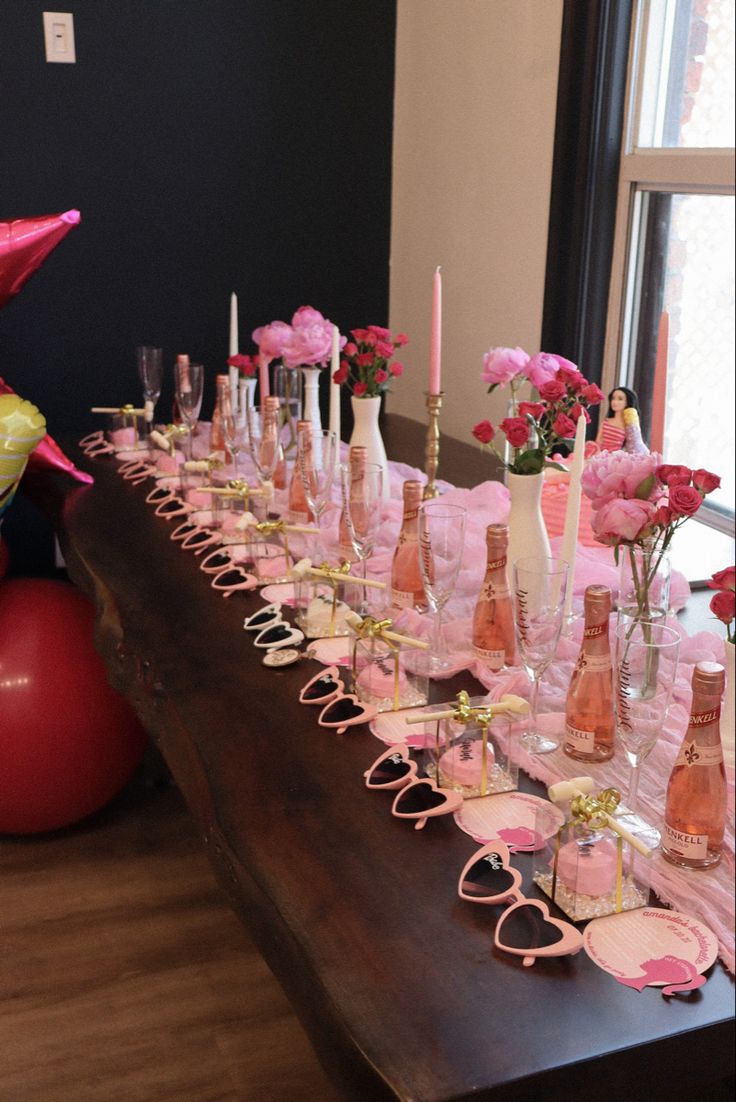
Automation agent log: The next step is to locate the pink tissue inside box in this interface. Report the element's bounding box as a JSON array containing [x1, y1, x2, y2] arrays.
[[110, 428, 137, 447], [553, 837, 618, 896], [438, 738, 495, 786], [356, 662, 409, 699]]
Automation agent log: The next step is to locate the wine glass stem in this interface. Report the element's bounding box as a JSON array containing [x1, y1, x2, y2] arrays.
[[627, 761, 641, 815], [528, 673, 540, 738], [185, 421, 194, 460], [432, 604, 444, 661]]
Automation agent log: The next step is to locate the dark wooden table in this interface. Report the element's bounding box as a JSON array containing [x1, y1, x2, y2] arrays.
[[31, 416, 734, 1102]]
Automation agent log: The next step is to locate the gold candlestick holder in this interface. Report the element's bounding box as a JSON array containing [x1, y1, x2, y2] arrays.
[[423, 391, 444, 499]]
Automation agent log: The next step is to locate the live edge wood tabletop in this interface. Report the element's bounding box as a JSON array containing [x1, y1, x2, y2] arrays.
[[27, 415, 734, 1102]]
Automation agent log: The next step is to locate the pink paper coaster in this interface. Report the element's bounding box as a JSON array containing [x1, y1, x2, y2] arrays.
[[115, 448, 148, 462], [370, 707, 437, 749], [260, 583, 297, 606], [306, 636, 353, 667], [454, 791, 564, 852], [584, 908, 718, 994]]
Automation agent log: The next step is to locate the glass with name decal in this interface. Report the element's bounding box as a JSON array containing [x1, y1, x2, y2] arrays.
[[339, 456, 384, 614], [174, 359, 204, 460], [513, 556, 569, 754], [418, 502, 467, 673], [564, 585, 615, 762], [614, 619, 680, 850], [662, 661, 726, 869]]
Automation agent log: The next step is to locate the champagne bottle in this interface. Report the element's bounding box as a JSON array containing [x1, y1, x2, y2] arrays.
[[338, 446, 368, 562], [210, 373, 232, 463], [563, 585, 615, 762], [471, 524, 516, 670], [288, 420, 315, 523], [263, 396, 286, 489], [390, 480, 426, 611], [662, 662, 726, 869]]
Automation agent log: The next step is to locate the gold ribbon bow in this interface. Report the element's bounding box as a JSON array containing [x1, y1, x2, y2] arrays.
[[252, 516, 291, 566], [164, 423, 190, 440], [435, 690, 496, 796], [552, 787, 624, 913], [315, 561, 353, 636], [351, 615, 402, 712]]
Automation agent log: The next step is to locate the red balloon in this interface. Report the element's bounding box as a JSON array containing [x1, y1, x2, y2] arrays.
[[0, 578, 147, 833], [0, 209, 80, 309], [0, 535, 9, 579]]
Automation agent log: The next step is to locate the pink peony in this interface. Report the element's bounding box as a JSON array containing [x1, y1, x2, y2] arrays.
[[552, 412, 576, 438], [710, 589, 736, 625], [525, 352, 561, 389], [668, 483, 704, 517], [481, 346, 529, 387], [538, 378, 566, 403], [472, 419, 495, 444], [656, 464, 692, 487], [582, 450, 662, 509], [591, 498, 657, 545], [291, 305, 326, 328], [708, 566, 735, 592], [252, 320, 291, 362], [500, 416, 531, 448], [692, 468, 721, 493]]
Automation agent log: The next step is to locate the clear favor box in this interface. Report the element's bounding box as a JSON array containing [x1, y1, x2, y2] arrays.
[[422, 695, 518, 798], [352, 635, 429, 713], [293, 576, 353, 637]]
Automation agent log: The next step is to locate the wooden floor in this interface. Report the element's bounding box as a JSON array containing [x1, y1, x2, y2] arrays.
[[1, 759, 343, 1102]]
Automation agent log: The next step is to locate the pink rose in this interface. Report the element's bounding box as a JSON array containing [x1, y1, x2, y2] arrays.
[[525, 352, 560, 389], [291, 305, 326, 328], [552, 412, 576, 438], [375, 340, 395, 358], [710, 589, 735, 625], [481, 346, 529, 387], [580, 383, 605, 405], [394, 333, 409, 346], [252, 320, 291, 362], [582, 450, 662, 509], [374, 369, 388, 384], [708, 566, 735, 592], [538, 378, 566, 403], [353, 382, 368, 397], [518, 401, 545, 421], [668, 483, 703, 517], [656, 464, 692, 487], [692, 468, 721, 493], [500, 417, 531, 448], [472, 420, 495, 444], [591, 498, 657, 545], [390, 362, 404, 377], [367, 324, 391, 340]]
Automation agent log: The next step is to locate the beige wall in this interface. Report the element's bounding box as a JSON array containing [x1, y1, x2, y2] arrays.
[[389, 0, 564, 443]]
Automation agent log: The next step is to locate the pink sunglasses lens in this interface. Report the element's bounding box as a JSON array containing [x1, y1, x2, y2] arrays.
[[301, 674, 341, 702], [367, 753, 413, 786], [394, 782, 449, 815], [461, 853, 516, 900], [497, 904, 565, 953]]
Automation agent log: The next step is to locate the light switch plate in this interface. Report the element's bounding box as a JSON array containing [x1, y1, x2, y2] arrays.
[[43, 11, 76, 63]]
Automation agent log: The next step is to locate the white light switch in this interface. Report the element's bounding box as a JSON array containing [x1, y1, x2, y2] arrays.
[[43, 11, 76, 63]]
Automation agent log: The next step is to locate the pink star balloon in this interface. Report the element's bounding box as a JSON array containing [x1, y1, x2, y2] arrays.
[[0, 209, 81, 309]]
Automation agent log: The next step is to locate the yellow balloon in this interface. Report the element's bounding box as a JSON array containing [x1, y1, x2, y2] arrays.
[[0, 393, 46, 521]]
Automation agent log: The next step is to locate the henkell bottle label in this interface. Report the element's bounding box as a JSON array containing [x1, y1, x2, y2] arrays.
[[391, 588, 416, 609], [662, 823, 709, 860], [473, 645, 505, 665], [583, 624, 607, 639], [480, 580, 510, 601], [565, 723, 595, 751], [574, 652, 612, 674], [674, 739, 724, 768]]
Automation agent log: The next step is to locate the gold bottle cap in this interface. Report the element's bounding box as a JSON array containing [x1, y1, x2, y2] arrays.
[[693, 661, 725, 693]]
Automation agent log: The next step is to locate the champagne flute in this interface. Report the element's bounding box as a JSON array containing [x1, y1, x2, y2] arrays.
[[513, 556, 569, 754], [223, 407, 247, 478], [136, 345, 163, 435], [246, 403, 284, 515], [174, 361, 204, 460], [339, 461, 384, 613], [298, 428, 337, 559], [418, 502, 467, 673], [614, 619, 680, 849]]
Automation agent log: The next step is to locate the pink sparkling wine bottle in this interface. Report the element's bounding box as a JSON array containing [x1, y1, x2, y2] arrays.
[[390, 480, 427, 612], [471, 524, 516, 670], [564, 585, 615, 762], [662, 662, 727, 870], [288, 420, 315, 523]]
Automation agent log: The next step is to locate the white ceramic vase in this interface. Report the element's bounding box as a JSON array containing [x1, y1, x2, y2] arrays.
[[506, 471, 551, 569], [349, 395, 389, 500], [723, 639, 735, 772], [301, 366, 323, 432]]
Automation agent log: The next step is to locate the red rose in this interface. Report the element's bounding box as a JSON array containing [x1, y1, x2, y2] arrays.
[[472, 419, 495, 444], [552, 412, 576, 438], [375, 340, 395, 358], [668, 483, 703, 516], [374, 369, 388, 384], [367, 325, 391, 340], [652, 505, 674, 527], [538, 379, 566, 403], [356, 352, 374, 368], [692, 468, 721, 494], [390, 362, 404, 377], [708, 566, 736, 592], [353, 382, 368, 397], [557, 365, 586, 392], [351, 329, 371, 342], [580, 383, 605, 405], [343, 341, 358, 357], [657, 464, 692, 487], [569, 403, 591, 424], [710, 589, 735, 625], [518, 401, 545, 421], [332, 365, 348, 385], [500, 417, 531, 448], [394, 332, 409, 346]]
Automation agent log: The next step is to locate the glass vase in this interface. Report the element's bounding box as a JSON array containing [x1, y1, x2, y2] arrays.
[[617, 538, 672, 625]]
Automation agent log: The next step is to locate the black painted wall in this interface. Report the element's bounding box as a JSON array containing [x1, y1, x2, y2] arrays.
[[0, 0, 396, 571]]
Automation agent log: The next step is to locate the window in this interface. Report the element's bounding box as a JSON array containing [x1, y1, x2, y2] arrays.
[[603, 0, 735, 532]]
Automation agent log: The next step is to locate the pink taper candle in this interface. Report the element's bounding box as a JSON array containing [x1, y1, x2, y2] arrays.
[[429, 266, 442, 394], [258, 351, 270, 401]]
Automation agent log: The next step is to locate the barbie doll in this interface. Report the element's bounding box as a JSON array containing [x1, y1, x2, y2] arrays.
[[595, 386, 641, 452]]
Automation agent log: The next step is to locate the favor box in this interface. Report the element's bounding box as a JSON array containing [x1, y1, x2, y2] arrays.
[[423, 696, 517, 798], [351, 635, 428, 713], [294, 576, 352, 637]]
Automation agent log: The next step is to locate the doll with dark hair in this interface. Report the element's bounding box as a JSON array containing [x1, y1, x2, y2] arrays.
[[595, 386, 643, 453]]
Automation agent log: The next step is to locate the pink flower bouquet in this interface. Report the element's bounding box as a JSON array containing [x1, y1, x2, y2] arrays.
[[252, 307, 344, 370], [333, 325, 408, 398], [471, 347, 605, 475], [708, 566, 735, 642]]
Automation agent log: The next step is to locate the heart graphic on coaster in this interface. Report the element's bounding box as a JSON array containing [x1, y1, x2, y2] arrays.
[[318, 694, 376, 734]]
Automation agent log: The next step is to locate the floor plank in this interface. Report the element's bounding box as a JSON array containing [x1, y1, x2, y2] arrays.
[[0, 765, 343, 1102]]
